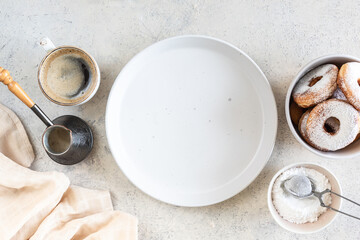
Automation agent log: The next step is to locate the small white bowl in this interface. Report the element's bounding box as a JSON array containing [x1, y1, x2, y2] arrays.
[[267, 162, 342, 234], [285, 54, 360, 159]]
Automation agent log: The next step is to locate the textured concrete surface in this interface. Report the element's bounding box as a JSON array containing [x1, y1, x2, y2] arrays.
[[1, 0, 360, 239]]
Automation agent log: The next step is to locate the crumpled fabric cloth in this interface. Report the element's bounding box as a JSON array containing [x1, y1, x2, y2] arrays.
[[0, 103, 35, 167], [0, 152, 70, 240], [30, 186, 138, 240], [0, 103, 138, 240]]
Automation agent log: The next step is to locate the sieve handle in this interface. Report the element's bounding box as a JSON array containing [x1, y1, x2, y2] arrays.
[[317, 189, 360, 221]]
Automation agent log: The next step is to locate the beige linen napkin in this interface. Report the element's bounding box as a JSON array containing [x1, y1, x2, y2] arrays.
[[65, 211, 138, 240], [0, 152, 70, 240], [0, 103, 35, 167], [30, 185, 116, 240], [32, 208, 138, 240], [0, 103, 138, 240], [29, 185, 138, 240]]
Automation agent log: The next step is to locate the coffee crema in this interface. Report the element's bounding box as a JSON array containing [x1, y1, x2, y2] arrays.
[[38, 47, 98, 105], [47, 127, 71, 154]]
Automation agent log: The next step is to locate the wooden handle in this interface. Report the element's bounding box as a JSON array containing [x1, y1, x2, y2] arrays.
[[0, 67, 35, 108]]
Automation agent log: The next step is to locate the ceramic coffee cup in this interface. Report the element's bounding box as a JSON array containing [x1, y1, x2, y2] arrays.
[[38, 37, 100, 106]]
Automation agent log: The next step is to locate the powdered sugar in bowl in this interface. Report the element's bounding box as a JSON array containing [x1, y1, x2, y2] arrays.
[[285, 54, 360, 159], [267, 162, 342, 234]]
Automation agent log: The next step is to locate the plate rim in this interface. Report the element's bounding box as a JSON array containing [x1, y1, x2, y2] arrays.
[[105, 35, 278, 207]]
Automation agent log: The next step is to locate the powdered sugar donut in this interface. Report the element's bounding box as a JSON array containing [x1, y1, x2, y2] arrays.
[[290, 100, 305, 126], [298, 110, 310, 140], [299, 109, 340, 147], [337, 62, 360, 110], [298, 109, 319, 148], [306, 99, 360, 151], [292, 64, 338, 108]]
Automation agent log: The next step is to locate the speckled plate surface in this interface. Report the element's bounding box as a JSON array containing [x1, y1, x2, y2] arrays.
[[106, 35, 277, 206]]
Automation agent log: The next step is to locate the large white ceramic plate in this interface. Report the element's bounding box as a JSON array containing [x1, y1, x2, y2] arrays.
[[106, 36, 277, 207]]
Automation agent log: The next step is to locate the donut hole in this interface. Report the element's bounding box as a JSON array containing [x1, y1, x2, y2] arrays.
[[308, 76, 323, 87], [324, 117, 340, 135], [357, 78, 360, 86]]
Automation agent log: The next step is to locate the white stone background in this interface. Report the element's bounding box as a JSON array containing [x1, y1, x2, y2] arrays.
[[1, 0, 360, 239]]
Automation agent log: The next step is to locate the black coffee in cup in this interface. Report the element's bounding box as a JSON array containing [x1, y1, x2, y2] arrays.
[[38, 47, 99, 106]]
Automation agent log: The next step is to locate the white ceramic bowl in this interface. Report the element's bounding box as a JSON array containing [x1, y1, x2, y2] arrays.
[[285, 54, 360, 158], [267, 162, 342, 234]]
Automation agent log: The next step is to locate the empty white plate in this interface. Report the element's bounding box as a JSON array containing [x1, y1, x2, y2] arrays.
[[106, 35, 277, 206]]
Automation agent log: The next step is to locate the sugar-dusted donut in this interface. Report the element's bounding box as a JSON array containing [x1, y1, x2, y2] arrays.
[[298, 109, 319, 148], [337, 62, 360, 110], [290, 100, 305, 126], [298, 109, 340, 149], [299, 109, 340, 147], [298, 110, 310, 140], [306, 99, 360, 151], [292, 64, 338, 108]]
